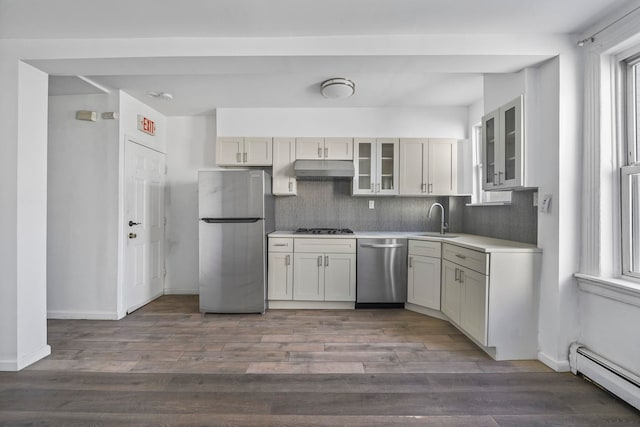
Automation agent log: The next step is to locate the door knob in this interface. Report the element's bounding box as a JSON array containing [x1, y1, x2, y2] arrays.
[[129, 221, 141, 227], [129, 233, 137, 239]]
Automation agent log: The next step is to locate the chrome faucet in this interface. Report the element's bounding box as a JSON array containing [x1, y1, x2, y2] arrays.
[[428, 202, 448, 235]]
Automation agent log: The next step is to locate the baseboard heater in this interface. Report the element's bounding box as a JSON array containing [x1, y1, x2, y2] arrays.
[[569, 343, 640, 410]]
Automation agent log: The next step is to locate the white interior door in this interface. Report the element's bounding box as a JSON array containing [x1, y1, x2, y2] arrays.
[[124, 139, 166, 313]]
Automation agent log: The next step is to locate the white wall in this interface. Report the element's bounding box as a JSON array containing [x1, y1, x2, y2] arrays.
[[165, 115, 217, 294], [0, 61, 51, 370], [483, 56, 581, 371], [217, 107, 468, 139], [47, 93, 120, 319]]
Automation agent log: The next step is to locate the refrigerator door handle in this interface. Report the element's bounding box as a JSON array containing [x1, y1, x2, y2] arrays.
[[201, 218, 261, 224]]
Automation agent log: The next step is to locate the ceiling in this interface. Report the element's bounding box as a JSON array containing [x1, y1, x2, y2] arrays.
[[3, 0, 635, 115]]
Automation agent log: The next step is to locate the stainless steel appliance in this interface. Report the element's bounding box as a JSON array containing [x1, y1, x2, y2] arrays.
[[198, 170, 274, 313], [356, 238, 407, 308]]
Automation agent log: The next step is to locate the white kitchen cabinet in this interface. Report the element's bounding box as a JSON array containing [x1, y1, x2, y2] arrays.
[[293, 253, 325, 300], [272, 138, 297, 196], [216, 137, 273, 166], [268, 238, 294, 300], [295, 137, 353, 160], [268, 252, 293, 300], [353, 138, 399, 196], [399, 138, 458, 196], [441, 260, 462, 324], [440, 242, 540, 360], [407, 240, 441, 310], [292, 238, 356, 302], [482, 95, 524, 190]]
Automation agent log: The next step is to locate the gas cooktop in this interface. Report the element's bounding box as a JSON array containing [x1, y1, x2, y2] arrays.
[[294, 227, 354, 235]]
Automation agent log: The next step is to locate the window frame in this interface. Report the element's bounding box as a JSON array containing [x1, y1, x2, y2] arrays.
[[620, 53, 640, 279]]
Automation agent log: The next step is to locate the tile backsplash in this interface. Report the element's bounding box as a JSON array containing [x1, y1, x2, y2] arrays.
[[275, 180, 459, 233], [275, 181, 537, 245], [462, 189, 538, 244]]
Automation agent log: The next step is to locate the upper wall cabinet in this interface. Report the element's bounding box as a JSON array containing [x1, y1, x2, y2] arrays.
[[482, 95, 524, 191], [353, 138, 399, 196], [216, 137, 273, 166], [399, 138, 458, 196], [272, 138, 297, 196], [296, 137, 353, 160]]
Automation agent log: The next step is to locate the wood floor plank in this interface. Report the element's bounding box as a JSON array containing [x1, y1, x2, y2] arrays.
[[4, 295, 638, 425]]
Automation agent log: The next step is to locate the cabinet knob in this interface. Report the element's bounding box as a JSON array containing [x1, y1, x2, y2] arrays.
[[128, 233, 137, 239]]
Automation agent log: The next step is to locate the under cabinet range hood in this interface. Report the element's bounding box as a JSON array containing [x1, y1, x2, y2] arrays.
[[294, 159, 354, 178]]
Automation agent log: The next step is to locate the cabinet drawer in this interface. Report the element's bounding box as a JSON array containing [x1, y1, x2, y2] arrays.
[[269, 238, 294, 252], [408, 240, 441, 258], [294, 238, 356, 254], [442, 243, 488, 275]]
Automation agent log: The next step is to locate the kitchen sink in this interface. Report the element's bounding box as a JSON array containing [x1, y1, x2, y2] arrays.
[[416, 232, 459, 238]]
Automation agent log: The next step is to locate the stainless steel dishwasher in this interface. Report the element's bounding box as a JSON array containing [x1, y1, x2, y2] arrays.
[[356, 238, 407, 308]]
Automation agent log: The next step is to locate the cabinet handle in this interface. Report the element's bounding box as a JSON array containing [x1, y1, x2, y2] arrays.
[[455, 254, 467, 260], [273, 243, 288, 247], [243, 152, 248, 163], [498, 171, 504, 185], [325, 255, 329, 267], [409, 256, 413, 268], [371, 183, 374, 192], [324, 147, 329, 158], [285, 254, 290, 266], [288, 181, 293, 192], [317, 256, 323, 267], [493, 173, 498, 186], [236, 152, 241, 163], [428, 183, 433, 193], [455, 268, 460, 281], [318, 146, 323, 158], [459, 270, 465, 283], [376, 183, 381, 192]]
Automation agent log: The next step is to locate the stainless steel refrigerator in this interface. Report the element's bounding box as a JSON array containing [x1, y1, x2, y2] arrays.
[[198, 170, 274, 313]]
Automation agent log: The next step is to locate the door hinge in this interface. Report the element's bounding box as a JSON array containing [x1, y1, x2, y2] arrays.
[[164, 164, 168, 175], [163, 268, 167, 278], [164, 217, 167, 226]]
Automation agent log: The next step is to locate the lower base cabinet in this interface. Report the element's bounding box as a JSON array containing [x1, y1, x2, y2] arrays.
[[441, 243, 540, 360], [269, 237, 356, 304], [407, 240, 442, 310], [293, 252, 356, 301], [267, 252, 293, 300]]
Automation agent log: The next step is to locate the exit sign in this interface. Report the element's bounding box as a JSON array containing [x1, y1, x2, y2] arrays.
[[137, 115, 156, 136]]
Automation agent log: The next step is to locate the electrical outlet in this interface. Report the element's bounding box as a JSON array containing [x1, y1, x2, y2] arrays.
[[368, 200, 375, 209]]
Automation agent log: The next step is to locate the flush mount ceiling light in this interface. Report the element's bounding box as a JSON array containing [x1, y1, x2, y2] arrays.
[[320, 78, 355, 99], [147, 91, 173, 101]]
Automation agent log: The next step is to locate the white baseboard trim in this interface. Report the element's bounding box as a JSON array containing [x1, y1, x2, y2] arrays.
[[0, 344, 51, 371], [164, 288, 199, 295], [47, 310, 119, 320], [538, 351, 571, 372]]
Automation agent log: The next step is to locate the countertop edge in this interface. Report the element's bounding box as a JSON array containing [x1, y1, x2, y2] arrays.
[[269, 231, 541, 253]]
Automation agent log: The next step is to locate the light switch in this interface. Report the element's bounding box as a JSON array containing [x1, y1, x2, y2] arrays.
[[368, 200, 375, 209]]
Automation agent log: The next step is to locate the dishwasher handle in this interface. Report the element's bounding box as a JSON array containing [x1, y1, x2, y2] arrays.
[[359, 243, 404, 249]]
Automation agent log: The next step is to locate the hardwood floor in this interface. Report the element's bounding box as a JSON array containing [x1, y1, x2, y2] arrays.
[[1, 295, 638, 425]]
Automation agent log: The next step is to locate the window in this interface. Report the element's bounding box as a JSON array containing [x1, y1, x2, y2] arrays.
[[621, 56, 640, 278], [472, 123, 511, 205]]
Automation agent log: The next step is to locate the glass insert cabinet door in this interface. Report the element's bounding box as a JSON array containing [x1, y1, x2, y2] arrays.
[[353, 138, 399, 195], [482, 110, 499, 190], [482, 95, 523, 191]]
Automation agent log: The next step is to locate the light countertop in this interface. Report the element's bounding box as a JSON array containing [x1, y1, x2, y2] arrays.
[[269, 231, 541, 253]]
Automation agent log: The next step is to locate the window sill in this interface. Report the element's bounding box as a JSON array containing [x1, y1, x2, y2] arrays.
[[465, 202, 512, 207], [574, 273, 640, 308]]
